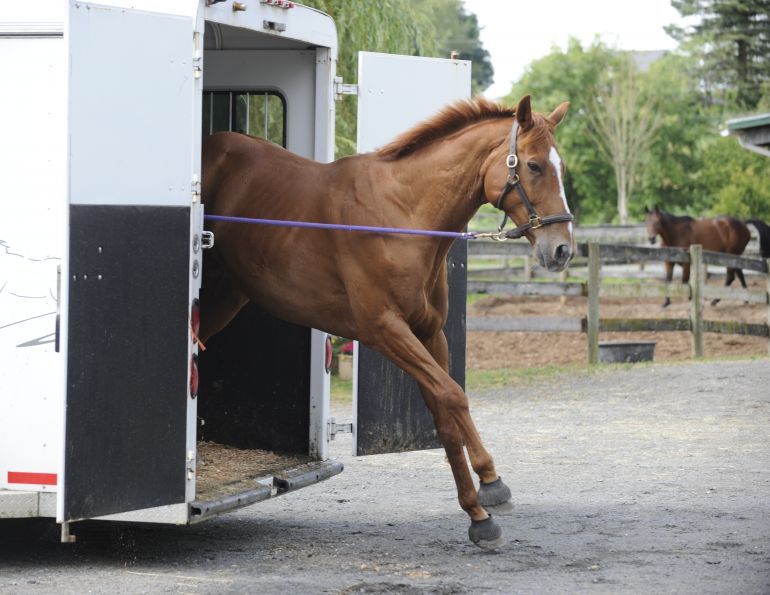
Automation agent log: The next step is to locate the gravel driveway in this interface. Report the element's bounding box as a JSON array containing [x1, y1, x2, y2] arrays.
[[1, 359, 768, 594]]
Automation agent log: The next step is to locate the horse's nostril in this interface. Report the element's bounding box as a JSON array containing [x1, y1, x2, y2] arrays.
[[554, 244, 570, 263]]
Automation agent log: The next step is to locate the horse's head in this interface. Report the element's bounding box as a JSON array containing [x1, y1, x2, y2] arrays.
[[482, 95, 574, 272], [645, 205, 662, 244]]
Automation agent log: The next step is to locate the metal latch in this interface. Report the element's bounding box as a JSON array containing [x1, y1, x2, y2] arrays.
[[201, 231, 215, 250], [334, 76, 358, 100], [327, 417, 353, 440]]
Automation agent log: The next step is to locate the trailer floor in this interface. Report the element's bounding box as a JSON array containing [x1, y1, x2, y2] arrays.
[[195, 442, 313, 501]]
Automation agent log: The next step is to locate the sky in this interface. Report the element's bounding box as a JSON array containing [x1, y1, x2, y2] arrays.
[[462, 0, 688, 98]]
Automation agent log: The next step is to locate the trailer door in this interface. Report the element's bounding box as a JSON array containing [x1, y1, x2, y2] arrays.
[[353, 52, 471, 455], [61, 1, 200, 521]]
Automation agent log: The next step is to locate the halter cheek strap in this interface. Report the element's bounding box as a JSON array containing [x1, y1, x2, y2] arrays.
[[494, 119, 575, 240]]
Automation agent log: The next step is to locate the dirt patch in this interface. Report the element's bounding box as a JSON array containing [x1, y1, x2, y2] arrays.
[[467, 274, 768, 370]]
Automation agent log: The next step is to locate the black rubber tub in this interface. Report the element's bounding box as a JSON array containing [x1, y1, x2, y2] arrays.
[[598, 341, 656, 364]]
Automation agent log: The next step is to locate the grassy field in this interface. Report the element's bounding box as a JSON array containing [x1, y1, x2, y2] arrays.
[[330, 362, 591, 406], [330, 353, 766, 407]]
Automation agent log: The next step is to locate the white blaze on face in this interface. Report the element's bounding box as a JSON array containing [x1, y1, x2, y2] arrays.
[[548, 146, 573, 235]]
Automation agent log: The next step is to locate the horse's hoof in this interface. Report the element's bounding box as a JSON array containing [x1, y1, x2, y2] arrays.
[[661, 299, 671, 308], [485, 500, 514, 515], [468, 516, 504, 550], [478, 477, 512, 508]]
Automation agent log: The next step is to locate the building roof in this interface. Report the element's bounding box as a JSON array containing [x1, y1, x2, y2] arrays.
[[727, 113, 770, 158]]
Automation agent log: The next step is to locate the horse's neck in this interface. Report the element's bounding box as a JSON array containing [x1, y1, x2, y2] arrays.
[[659, 214, 690, 246], [377, 123, 504, 232]]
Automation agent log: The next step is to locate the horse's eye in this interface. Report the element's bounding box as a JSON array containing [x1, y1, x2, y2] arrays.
[[527, 161, 542, 175]]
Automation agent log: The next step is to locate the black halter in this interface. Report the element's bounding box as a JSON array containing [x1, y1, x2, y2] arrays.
[[494, 120, 575, 240]]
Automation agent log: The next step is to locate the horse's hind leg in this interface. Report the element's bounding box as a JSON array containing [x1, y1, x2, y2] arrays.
[[198, 258, 249, 343], [736, 268, 747, 288], [712, 267, 748, 306], [711, 267, 740, 306], [368, 317, 504, 548]]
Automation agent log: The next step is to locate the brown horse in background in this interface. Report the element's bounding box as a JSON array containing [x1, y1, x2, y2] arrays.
[[645, 205, 751, 306], [200, 95, 574, 548]]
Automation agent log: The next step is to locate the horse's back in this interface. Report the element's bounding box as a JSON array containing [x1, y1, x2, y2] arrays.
[[694, 216, 750, 254], [202, 132, 310, 210], [714, 216, 750, 253], [202, 132, 261, 208]]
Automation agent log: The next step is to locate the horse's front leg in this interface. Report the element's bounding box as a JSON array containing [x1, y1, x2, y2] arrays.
[[662, 260, 675, 308], [368, 315, 504, 549], [421, 331, 513, 514]]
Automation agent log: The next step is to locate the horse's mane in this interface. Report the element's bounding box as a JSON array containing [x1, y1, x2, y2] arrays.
[[658, 209, 695, 224], [377, 97, 551, 160]]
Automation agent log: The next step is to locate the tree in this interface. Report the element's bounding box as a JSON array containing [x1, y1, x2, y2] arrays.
[[698, 135, 770, 219], [303, 1, 494, 155], [634, 53, 714, 217], [303, 0, 439, 156], [413, 0, 494, 94], [504, 39, 622, 222], [667, 0, 770, 110], [584, 56, 663, 224]]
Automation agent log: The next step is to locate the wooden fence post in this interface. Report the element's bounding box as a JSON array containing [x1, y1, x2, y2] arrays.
[[766, 259, 770, 357], [587, 241, 600, 364], [559, 268, 568, 305], [690, 244, 704, 358]]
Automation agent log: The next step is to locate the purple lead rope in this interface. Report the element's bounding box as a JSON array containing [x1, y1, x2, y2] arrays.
[[204, 213, 482, 240]]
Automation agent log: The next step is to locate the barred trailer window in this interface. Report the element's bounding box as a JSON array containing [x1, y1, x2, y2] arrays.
[[202, 91, 286, 147]]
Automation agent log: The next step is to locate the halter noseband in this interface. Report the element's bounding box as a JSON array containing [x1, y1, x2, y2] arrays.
[[494, 119, 575, 240]]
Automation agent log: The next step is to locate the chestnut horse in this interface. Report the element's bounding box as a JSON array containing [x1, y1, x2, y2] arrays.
[[200, 95, 574, 548], [645, 205, 751, 306]]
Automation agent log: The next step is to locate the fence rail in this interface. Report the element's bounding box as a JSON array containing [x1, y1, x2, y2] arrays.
[[467, 240, 770, 363]]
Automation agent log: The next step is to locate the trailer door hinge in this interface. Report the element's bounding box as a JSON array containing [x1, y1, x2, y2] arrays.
[[334, 76, 358, 100], [327, 417, 353, 440]]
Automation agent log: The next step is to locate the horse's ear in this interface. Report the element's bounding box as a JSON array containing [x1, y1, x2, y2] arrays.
[[516, 95, 533, 130], [548, 102, 570, 127], [654, 204, 660, 212]]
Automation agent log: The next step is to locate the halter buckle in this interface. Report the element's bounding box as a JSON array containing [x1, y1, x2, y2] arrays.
[[506, 154, 518, 169], [529, 214, 543, 230]]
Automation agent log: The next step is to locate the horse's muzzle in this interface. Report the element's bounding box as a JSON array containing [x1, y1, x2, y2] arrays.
[[552, 243, 573, 270], [537, 242, 574, 272], [649, 236, 657, 245]]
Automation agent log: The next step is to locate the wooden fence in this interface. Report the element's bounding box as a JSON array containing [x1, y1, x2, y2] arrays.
[[468, 224, 764, 281], [467, 241, 770, 363]]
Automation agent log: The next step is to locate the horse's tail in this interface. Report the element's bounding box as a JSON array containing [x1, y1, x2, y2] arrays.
[[746, 219, 770, 258]]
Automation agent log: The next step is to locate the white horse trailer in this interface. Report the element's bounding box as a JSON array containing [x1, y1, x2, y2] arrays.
[[0, 0, 470, 539]]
